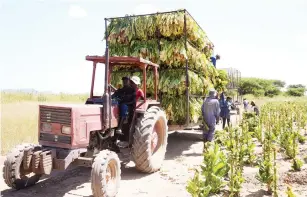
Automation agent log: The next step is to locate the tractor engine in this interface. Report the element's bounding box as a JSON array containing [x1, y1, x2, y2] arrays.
[[27, 104, 118, 174], [39, 106, 73, 147]]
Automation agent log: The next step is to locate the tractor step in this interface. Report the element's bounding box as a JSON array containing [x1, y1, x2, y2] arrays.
[[75, 157, 93, 168]]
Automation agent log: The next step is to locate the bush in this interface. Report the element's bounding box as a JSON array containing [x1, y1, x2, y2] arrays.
[[239, 78, 284, 97], [265, 86, 281, 97], [286, 84, 306, 97]]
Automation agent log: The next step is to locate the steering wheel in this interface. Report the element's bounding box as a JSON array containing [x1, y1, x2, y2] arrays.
[[109, 84, 117, 93]]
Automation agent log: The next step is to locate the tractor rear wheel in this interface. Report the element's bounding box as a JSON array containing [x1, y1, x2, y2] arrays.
[[132, 106, 168, 173], [91, 150, 121, 197], [3, 143, 42, 190]]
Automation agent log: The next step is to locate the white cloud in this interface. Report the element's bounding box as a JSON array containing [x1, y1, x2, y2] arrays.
[[68, 5, 87, 19], [296, 33, 307, 45]]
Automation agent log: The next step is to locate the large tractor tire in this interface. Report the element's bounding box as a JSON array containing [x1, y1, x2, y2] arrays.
[[3, 143, 42, 190], [91, 150, 121, 197], [132, 106, 168, 173]]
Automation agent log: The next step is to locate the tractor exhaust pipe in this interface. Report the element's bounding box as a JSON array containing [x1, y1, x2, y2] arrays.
[[103, 18, 111, 128]]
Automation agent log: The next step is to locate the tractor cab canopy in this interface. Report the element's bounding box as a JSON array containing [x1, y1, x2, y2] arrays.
[[86, 56, 159, 68], [85, 55, 159, 102]]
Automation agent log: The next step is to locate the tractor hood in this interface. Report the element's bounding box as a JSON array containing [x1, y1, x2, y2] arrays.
[[39, 103, 104, 119], [39, 103, 103, 109], [38, 102, 119, 149]]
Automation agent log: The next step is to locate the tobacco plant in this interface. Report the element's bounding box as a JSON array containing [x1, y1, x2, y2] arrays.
[[259, 101, 307, 194], [285, 185, 297, 197], [256, 131, 274, 194], [273, 145, 278, 197], [256, 108, 279, 194], [187, 142, 229, 197], [240, 113, 257, 164], [280, 131, 296, 159], [228, 126, 244, 197], [214, 129, 228, 147], [297, 133, 306, 144], [291, 157, 303, 171]]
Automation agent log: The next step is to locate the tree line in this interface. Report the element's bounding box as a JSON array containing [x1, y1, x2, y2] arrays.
[[238, 78, 306, 97]]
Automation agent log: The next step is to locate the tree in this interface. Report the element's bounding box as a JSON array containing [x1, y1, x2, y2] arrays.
[[288, 84, 306, 89], [272, 80, 286, 88], [286, 84, 306, 97], [239, 78, 283, 97]]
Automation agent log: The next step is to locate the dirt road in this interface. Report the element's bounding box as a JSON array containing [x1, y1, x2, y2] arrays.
[[0, 130, 204, 197]]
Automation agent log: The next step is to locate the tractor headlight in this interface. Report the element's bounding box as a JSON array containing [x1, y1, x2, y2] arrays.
[[41, 123, 52, 132], [61, 126, 71, 135]]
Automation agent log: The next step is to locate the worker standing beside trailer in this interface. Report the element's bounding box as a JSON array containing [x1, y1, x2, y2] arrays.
[[201, 89, 220, 144], [219, 93, 232, 129]]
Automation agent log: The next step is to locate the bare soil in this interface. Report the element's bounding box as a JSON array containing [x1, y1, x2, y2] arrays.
[[1, 112, 307, 197]]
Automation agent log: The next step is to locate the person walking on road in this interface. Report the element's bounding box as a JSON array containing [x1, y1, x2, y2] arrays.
[[220, 94, 232, 129], [251, 101, 259, 116], [201, 89, 220, 144], [243, 98, 249, 111]]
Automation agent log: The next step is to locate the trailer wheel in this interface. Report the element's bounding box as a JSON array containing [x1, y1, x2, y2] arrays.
[[132, 106, 168, 173], [3, 143, 42, 190], [91, 150, 121, 197]]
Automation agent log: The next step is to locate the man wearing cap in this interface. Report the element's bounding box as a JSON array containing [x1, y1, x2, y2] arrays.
[[201, 89, 220, 144], [111, 76, 136, 135], [130, 76, 145, 103]]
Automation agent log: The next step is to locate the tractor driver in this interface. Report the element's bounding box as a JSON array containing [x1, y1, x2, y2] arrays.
[[111, 76, 136, 135], [130, 76, 145, 104]]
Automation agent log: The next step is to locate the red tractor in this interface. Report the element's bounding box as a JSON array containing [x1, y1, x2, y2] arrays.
[[3, 55, 168, 197]]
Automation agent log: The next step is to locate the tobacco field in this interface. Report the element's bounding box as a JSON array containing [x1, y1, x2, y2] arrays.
[[187, 101, 307, 197]]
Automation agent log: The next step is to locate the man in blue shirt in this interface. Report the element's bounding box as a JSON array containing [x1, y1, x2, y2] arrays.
[[201, 89, 220, 143], [210, 54, 220, 68], [111, 77, 136, 135]]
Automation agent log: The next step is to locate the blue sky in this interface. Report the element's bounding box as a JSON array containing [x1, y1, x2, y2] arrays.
[[0, 0, 306, 93]]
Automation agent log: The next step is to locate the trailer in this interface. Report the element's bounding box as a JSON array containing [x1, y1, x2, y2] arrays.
[[105, 9, 219, 132]]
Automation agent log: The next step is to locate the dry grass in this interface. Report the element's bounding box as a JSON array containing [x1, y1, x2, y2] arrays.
[[1, 92, 88, 103], [1, 92, 86, 155], [244, 94, 307, 107], [1, 103, 40, 154]]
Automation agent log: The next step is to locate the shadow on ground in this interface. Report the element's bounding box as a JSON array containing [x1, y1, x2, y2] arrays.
[[245, 189, 269, 197], [1, 166, 92, 197], [1, 163, 155, 197], [165, 131, 203, 160]]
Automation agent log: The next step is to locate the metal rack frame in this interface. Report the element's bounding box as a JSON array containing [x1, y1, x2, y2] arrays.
[[104, 9, 212, 127], [220, 67, 242, 102]]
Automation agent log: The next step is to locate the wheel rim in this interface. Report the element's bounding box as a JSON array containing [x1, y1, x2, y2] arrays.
[[105, 159, 118, 195], [151, 126, 159, 154], [151, 117, 165, 155]]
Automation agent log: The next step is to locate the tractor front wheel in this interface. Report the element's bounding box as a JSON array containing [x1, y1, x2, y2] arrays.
[[132, 106, 168, 173], [91, 150, 121, 197], [3, 143, 42, 190]]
